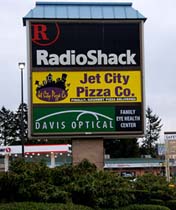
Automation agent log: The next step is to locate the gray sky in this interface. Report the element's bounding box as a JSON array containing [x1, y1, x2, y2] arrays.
[[0, 0, 176, 141]]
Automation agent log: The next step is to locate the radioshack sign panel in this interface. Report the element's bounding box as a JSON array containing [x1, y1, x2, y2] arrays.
[[31, 22, 140, 68], [28, 20, 144, 138]]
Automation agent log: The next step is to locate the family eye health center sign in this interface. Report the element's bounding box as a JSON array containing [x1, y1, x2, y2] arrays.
[[24, 4, 146, 139]]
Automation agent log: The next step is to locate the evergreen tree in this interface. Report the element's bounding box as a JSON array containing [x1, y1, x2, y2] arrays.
[[104, 138, 140, 158], [0, 106, 16, 145], [140, 106, 162, 157], [0, 104, 28, 146], [15, 103, 28, 145]]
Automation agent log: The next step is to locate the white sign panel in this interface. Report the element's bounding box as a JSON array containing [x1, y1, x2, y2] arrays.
[[164, 132, 176, 141]]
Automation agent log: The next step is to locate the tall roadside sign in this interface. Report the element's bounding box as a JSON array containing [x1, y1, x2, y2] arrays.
[[23, 2, 146, 140], [164, 132, 176, 181]]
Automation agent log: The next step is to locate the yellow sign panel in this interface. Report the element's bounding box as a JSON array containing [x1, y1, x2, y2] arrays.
[[32, 71, 142, 104]]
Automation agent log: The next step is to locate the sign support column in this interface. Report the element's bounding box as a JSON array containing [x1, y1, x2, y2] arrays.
[[72, 139, 104, 169]]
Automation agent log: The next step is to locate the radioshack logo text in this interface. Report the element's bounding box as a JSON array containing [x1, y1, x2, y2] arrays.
[[32, 23, 60, 46], [36, 49, 136, 66]]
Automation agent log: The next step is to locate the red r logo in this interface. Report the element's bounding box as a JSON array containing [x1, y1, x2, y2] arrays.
[[32, 24, 49, 41], [5, 147, 11, 153], [32, 23, 60, 46]]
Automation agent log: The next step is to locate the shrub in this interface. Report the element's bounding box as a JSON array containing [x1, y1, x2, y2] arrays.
[[73, 159, 97, 174], [0, 202, 93, 210], [51, 164, 74, 187], [132, 190, 151, 204], [133, 173, 176, 202], [10, 158, 51, 183], [134, 173, 168, 192], [1, 159, 135, 208], [0, 172, 21, 202], [165, 200, 176, 210], [70, 170, 134, 209], [4, 159, 176, 210], [27, 181, 70, 203], [150, 189, 176, 201], [119, 204, 170, 210], [148, 199, 165, 206]]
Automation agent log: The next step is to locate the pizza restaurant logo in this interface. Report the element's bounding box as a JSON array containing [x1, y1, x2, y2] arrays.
[[32, 23, 60, 46], [35, 73, 70, 102]]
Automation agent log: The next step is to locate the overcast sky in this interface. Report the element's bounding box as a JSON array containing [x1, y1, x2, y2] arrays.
[[0, 0, 176, 141]]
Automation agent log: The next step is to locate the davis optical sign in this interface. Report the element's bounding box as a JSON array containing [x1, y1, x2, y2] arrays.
[[33, 105, 142, 135], [27, 19, 144, 138]]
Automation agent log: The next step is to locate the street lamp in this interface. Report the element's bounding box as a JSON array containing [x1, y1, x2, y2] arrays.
[[18, 62, 25, 157]]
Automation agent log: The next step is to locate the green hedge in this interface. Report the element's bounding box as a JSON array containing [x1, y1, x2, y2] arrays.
[[132, 190, 151, 204], [0, 203, 172, 210], [165, 200, 176, 210], [1, 159, 135, 209], [147, 199, 165, 206], [0, 202, 93, 210], [1, 159, 176, 210], [119, 204, 170, 210]]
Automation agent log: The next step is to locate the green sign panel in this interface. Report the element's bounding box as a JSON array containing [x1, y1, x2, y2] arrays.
[[32, 105, 142, 136]]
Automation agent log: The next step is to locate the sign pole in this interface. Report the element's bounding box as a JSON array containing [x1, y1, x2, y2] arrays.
[[4, 154, 9, 172], [165, 139, 170, 182]]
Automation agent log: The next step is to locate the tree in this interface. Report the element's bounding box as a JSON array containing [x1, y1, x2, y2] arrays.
[[140, 106, 162, 157], [104, 138, 140, 158], [0, 106, 16, 145], [14, 103, 28, 145], [0, 104, 28, 146]]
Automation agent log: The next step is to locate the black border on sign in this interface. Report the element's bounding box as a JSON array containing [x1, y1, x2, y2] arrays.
[[26, 19, 145, 140]]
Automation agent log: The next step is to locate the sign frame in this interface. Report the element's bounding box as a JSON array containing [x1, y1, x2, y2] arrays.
[[26, 19, 145, 139]]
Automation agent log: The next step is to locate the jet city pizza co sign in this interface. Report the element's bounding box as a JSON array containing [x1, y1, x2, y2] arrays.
[[32, 71, 141, 104], [28, 20, 144, 138]]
